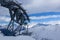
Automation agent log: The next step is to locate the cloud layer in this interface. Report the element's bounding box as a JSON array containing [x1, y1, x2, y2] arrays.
[[30, 15, 60, 20], [21, 0, 60, 14], [0, 0, 60, 25]]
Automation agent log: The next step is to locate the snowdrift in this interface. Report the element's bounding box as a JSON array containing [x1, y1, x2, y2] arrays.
[[0, 35, 35, 40], [29, 24, 60, 40]]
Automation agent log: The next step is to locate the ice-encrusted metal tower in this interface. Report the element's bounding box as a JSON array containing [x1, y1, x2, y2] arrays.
[[0, 0, 30, 35]]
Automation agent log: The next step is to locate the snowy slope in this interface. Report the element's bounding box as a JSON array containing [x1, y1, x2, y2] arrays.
[[0, 35, 35, 40], [0, 25, 35, 40], [0, 24, 60, 40], [29, 23, 60, 40]]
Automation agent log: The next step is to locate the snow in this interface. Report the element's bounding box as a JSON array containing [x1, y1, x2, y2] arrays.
[[29, 24, 60, 40], [0, 35, 35, 40], [0, 23, 60, 40], [0, 25, 35, 40]]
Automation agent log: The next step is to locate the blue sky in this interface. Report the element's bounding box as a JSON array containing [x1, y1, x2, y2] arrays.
[[29, 12, 60, 16], [29, 12, 60, 23], [0, 0, 60, 26]]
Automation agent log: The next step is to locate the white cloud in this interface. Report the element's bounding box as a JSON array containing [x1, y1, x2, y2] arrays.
[[27, 20, 60, 28], [0, 16, 10, 22], [22, 0, 60, 14], [0, 0, 60, 15], [28, 22, 37, 28], [28, 21, 60, 27], [0, 6, 9, 16], [0, 0, 60, 25], [43, 21, 60, 25], [30, 15, 60, 20], [0, 23, 7, 26]]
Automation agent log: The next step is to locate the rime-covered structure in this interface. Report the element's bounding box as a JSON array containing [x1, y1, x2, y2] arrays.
[[0, 0, 30, 35]]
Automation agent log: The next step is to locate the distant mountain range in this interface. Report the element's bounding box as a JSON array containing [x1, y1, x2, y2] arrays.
[[31, 23, 50, 28]]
